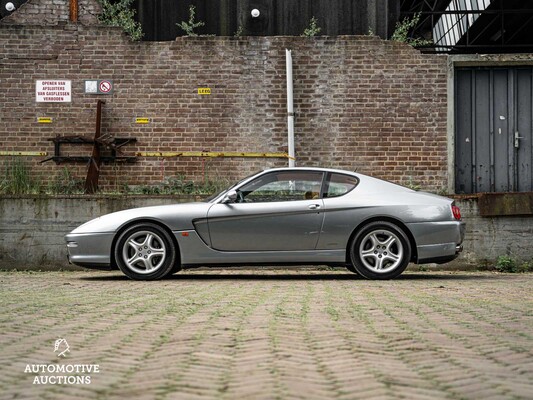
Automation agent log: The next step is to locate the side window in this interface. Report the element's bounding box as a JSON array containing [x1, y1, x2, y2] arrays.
[[325, 173, 358, 198], [238, 171, 324, 203]]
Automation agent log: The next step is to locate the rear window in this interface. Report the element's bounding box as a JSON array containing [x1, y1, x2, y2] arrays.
[[325, 173, 358, 198]]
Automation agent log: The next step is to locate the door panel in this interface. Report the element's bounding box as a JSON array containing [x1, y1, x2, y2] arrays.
[[207, 200, 324, 251], [493, 69, 511, 192], [516, 69, 533, 192], [455, 69, 473, 193]]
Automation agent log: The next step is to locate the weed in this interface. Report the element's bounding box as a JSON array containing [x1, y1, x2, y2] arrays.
[[301, 16, 321, 38], [495, 255, 533, 273], [124, 174, 229, 196], [0, 158, 42, 195], [496, 255, 516, 272], [48, 167, 84, 195], [391, 12, 432, 47], [98, 0, 144, 41], [234, 25, 244, 37], [404, 177, 421, 191], [177, 5, 205, 37]]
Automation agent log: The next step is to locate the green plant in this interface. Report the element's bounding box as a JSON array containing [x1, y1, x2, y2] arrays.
[[0, 158, 42, 195], [177, 5, 205, 37], [234, 25, 244, 37], [517, 262, 533, 273], [98, 0, 144, 41], [48, 168, 84, 195], [404, 177, 421, 191], [496, 256, 533, 273], [495, 255, 517, 273], [301, 16, 321, 37], [124, 175, 229, 196], [391, 12, 432, 47]]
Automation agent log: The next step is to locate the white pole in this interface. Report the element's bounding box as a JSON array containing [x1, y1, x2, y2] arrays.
[[286, 49, 295, 168]]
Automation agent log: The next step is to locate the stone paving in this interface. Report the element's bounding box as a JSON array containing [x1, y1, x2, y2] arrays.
[[0, 268, 532, 400]]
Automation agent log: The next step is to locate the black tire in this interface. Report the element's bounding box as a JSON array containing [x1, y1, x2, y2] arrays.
[[349, 221, 411, 280], [114, 223, 178, 280]]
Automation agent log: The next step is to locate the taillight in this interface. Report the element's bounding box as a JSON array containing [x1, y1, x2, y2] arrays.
[[452, 205, 462, 220]]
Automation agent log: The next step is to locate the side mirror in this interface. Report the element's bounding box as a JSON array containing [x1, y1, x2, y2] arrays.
[[222, 189, 238, 204]]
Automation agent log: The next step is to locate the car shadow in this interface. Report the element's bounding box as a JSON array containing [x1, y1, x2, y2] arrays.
[[78, 271, 501, 282]]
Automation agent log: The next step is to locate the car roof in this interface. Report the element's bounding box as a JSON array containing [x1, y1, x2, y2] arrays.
[[263, 167, 359, 176]]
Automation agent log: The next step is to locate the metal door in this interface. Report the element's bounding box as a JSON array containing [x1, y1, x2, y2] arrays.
[[455, 67, 533, 193]]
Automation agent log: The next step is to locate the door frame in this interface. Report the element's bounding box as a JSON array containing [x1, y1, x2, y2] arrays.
[[447, 55, 533, 194]]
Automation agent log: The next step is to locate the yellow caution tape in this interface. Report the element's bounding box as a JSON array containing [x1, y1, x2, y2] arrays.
[[136, 151, 291, 159], [0, 151, 48, 156]]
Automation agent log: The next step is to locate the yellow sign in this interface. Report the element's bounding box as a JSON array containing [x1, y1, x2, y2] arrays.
[[135, 118, 150, 124], [37, 117, 53, 123], [198, 88, 211, 95]]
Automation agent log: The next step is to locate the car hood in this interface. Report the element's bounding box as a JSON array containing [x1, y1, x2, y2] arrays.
[[70, 202, 211, 234]]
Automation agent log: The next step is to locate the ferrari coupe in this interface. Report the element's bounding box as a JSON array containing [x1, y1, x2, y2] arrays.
[[66, 167, 465, 280]]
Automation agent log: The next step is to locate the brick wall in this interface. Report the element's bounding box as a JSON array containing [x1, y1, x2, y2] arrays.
[[1, 0, 100, 26], [0, 1, 449, 191]]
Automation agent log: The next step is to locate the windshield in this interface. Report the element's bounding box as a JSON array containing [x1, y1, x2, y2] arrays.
[[203, 171, 262, 203]]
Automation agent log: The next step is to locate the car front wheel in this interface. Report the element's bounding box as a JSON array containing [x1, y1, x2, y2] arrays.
[[349, 221, 411, 280], [115, 223, 177, 280]]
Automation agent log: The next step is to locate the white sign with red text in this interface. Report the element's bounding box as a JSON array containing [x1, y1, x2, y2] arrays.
[[36, 80, 72, 103]]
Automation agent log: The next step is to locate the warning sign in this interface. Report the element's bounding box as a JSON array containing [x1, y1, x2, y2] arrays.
[[85, 80, 114, 95], [36, 80, 71, 103]]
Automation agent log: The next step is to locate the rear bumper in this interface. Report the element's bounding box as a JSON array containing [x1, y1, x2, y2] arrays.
[[407, 221, 465, 264], [416, 243, 463, 264]]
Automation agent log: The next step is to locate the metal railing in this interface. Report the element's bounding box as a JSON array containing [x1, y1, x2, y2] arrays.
[[400, 0, 533, 53]]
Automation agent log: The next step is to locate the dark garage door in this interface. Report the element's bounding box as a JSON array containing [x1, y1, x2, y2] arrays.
[[455, 67, 533, 194]]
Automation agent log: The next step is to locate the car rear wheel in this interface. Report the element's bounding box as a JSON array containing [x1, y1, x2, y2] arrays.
[[349, 221, 411, 280], [115, 223, 177, 280]]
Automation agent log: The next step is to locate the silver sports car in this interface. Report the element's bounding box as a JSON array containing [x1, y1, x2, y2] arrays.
[[66, 167, 465, 280]]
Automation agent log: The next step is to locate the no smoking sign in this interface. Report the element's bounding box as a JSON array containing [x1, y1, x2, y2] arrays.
[[85, 80, 114, 95], [99, 80, 112, 93]]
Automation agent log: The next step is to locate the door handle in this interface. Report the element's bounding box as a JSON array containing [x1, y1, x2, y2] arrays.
[[308, 204, 321, 210], [515, 131, 524, 148]]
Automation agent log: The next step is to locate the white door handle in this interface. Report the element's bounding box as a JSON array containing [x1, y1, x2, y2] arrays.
[[515, 131, 524, 148], [308, 204, 321, 210]]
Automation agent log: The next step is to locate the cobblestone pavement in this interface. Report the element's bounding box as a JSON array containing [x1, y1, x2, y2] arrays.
[[0, 269, 532, 400]]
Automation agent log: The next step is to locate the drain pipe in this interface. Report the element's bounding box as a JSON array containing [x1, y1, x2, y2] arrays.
[[286, 49, 295, 168]]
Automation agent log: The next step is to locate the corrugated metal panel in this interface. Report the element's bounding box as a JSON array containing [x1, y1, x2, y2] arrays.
[[134, 0, 399, 41], [455, 67, 533, 194]]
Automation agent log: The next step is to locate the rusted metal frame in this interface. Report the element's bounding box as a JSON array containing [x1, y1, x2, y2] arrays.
[[70, 0, 78, 23], [84, 100, 105, 194]]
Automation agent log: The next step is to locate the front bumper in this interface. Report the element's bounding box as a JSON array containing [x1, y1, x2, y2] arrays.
[[65, 232, 114, 268]]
